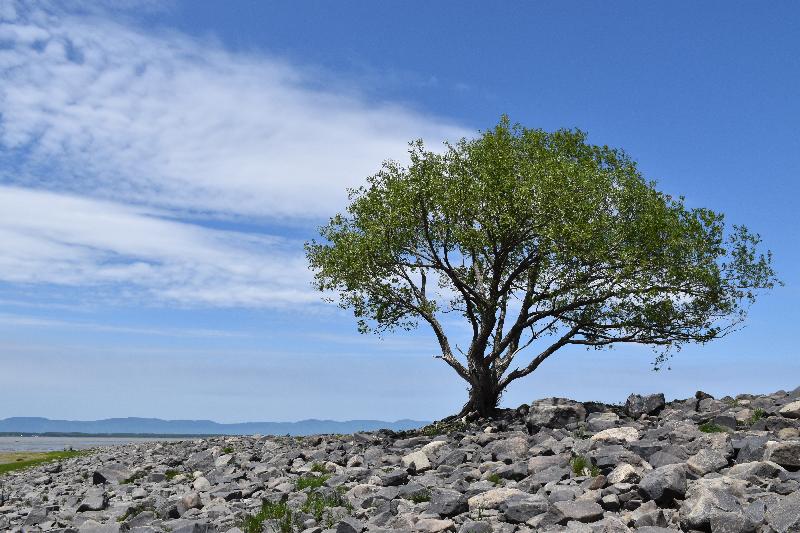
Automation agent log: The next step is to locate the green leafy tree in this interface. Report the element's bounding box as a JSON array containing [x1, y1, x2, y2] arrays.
[[306, 117, 778, 418]]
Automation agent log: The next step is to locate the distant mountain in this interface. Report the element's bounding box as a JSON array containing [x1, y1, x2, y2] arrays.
[[0, 416, 429, 436]]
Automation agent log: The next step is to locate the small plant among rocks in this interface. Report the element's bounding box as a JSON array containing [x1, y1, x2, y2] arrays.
[[419, 419, 468, 437], [295, 474, 330, 491], [571, 455, 600, 477], [239, 499, 298, 533], [699, 422, 728, 433], [410, 490, 431, 504], [748, 408, 766, 425], [486, 473, 502, 485], [221, 446, 234, 455], [310, 462, 328, 474]]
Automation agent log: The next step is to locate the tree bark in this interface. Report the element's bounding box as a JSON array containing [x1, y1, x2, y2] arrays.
[[457, 370, 501, 419]]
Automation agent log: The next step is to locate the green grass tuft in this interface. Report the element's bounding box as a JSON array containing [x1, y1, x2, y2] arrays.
[[222, 446, 234, 455], [699, 422, 728, 433], [570, 455, 599, 477], [295, 474, 330, 491], [747, 408, 766, 426], [310, 462, 328, 474], [239, 499, 297, 533], [486, 473, 502, 485], [410, 490, 431, 504]]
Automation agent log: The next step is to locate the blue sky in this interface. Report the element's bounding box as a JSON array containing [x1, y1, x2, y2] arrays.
[[0, 1, 798, 422]]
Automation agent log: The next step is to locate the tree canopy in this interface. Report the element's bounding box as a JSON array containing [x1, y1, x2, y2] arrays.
[[306, 117, 778, 417]]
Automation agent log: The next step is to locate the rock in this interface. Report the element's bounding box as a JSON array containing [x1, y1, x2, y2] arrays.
[[415, 518, 455, 532], [765, 441, 800, 469], [625, 393, 666, 418], [590, 427, 639, 443], [629, 500, 668, 528], [467, 488, 527, 510], [178, 492, 203, 515], [766, 490, 800, 532], [484, 436, 528, 462], [779, 401, 800, 419], [78, 520, 120, 532], [499, 495, 548, 523], [648, 451, 683, 468], [457, 521, 491, 533], [192, 476, 211, 491], [402, 450, 432, 472], [679, 477, 746, 530], [638, 464, 686, 505], [607, 463, 640, 484], [728, 460, 784, 482], [526, 398, 586, 432], [586, 412, 619, 432], [3, 387, 800, 533], [551, 500, 604, 524], [687, 448, 729, 476], [77, 488, 108, 512], [428, 488, 468, 517], [378, 469, 408, 486], [92, 464, 132, 485]]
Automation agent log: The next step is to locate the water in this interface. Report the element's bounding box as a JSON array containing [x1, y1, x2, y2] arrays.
[[0, 436, 188, 452]]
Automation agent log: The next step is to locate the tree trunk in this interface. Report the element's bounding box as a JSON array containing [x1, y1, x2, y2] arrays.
[[457, 373, 501, 419]]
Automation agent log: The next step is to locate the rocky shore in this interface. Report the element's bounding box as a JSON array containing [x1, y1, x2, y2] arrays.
[[2, 387, 800, 533]]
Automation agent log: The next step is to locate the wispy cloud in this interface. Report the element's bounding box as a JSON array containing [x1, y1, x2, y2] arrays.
[[0, 186, 312, 306], [0, 1, 466, 219], [0, 312, 249, 338], [0, 1, 468, 307]]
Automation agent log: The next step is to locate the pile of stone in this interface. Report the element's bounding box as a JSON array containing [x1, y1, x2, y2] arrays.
[[2, 387, 800, 532]]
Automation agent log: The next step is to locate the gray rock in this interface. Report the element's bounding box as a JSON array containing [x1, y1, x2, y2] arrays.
[[457, 521, 491, 533], [686, 448, 729, 476], [765, 441, 800, 469], [551, 500, 604, 524], [77, 488, 108, 512], [680, 481, 743, 530], [526, 398, 587, 431], [428, 488, 467, 517], [765, 490, 800, 532], [625, 393, 666, 418], [500, 495, 548, 523], [638, 464, 686, 505]]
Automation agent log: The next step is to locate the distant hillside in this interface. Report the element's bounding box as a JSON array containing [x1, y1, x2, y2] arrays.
[[0, 416, 428, 436]]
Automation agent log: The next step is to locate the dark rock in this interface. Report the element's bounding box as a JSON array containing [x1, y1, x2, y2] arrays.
[[625, 393, 666, 418], [428, 488, 467, 517], [639, 464, 687, 505]]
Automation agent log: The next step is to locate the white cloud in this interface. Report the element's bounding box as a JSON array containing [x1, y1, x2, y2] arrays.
[[0, 2, 466, 219], [0, 185, 314, 306], [0, 1, 469, 307]]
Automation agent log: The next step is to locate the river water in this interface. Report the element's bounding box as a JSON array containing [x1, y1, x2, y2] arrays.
[[0, 436, 189, 452]]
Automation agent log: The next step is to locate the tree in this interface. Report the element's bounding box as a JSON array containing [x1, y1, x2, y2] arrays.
[[306, 117, 778, 418]]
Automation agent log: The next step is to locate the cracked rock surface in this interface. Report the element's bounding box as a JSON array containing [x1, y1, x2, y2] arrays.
[[2, 387, 800, 532]]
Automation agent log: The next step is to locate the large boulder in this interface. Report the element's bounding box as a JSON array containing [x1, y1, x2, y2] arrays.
[[625, 393, 666, 418], [526, 398, 586, 432], [92, 464, 132, 485], [779, 401, 800, 419], [428, 488, 468, 517], [638, 464, 687, 505], [77, 488, 108, 512], [766, 490, 800, 532], [687, 448, 729, 476], [764, 441, 800, 470], [679, 477, 748, 531]]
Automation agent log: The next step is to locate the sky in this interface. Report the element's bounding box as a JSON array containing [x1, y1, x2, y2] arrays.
[[1, 1, 798, 423]]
